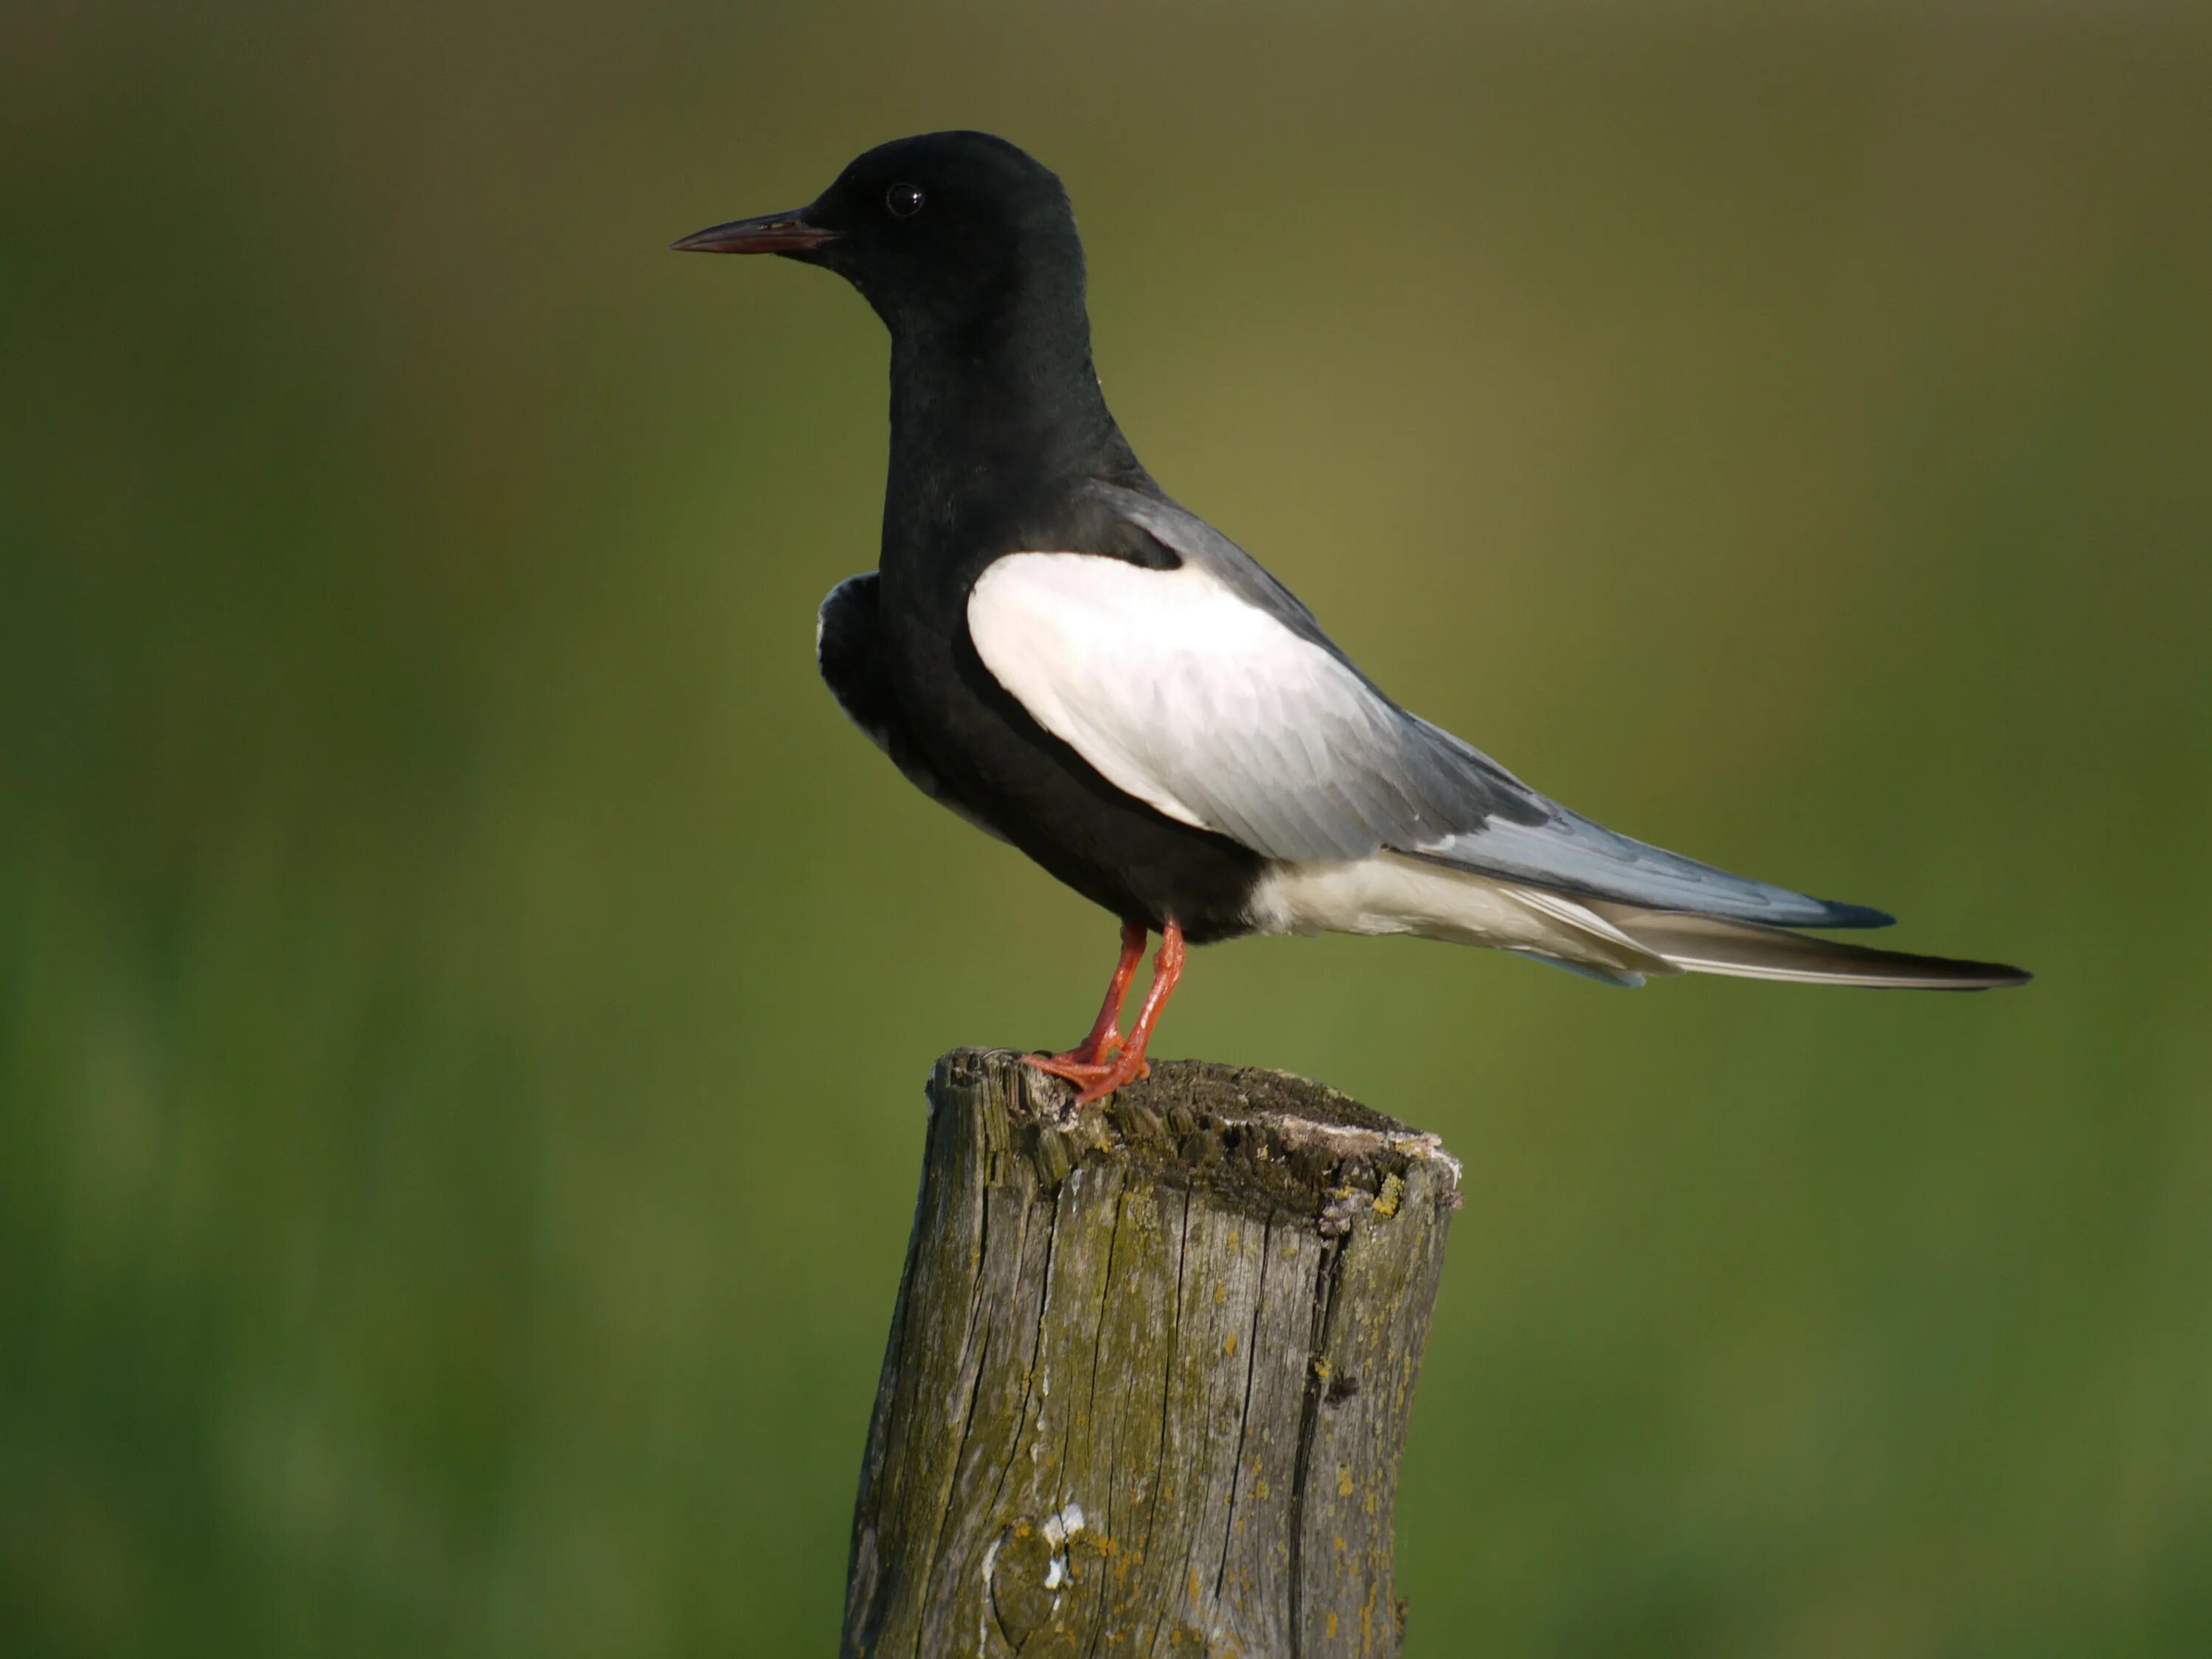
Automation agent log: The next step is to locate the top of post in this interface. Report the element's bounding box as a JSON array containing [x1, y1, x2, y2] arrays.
[[930, 1048, 1463, 1228]]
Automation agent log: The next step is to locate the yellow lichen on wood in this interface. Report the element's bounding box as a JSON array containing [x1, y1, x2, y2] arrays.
[[1375, 1172, 1405, 1218]]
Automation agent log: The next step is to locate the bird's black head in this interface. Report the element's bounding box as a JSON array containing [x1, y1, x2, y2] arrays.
[[676, 131, 1136, 491], [674, 131, 1085, 347]]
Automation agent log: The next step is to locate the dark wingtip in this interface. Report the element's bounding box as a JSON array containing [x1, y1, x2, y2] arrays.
[[1816, 899, 1898, 930]]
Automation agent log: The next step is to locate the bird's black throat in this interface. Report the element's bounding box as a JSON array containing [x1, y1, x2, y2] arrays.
[[877, 260, 1148, 591]]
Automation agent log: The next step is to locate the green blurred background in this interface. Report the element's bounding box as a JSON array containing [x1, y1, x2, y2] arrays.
[[4, 1, 2208, 1653]]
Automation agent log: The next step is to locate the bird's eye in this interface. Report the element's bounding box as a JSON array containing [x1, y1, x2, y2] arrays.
[[886, 183, 925, 218]]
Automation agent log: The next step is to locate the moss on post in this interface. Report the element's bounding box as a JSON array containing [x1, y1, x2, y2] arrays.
[[842, 1049, 1461, 1658]]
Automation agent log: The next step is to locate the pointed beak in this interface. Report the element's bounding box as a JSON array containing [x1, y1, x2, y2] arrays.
[[669, 209, 838, 255]]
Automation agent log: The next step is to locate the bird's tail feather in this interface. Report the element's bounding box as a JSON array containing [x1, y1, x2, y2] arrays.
[[1590, 904, 2031, 990]]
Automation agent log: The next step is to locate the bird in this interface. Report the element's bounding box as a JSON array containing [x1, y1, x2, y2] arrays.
[[674, 131, 2028, 1103]]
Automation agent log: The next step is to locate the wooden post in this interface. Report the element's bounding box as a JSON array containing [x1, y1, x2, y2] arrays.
[[842, 1048, 1461, 1658]]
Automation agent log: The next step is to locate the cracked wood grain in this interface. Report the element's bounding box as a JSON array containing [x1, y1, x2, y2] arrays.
[[843, 1049, 1461, 1659]]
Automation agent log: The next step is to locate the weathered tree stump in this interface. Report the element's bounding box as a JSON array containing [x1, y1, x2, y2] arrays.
[[843, 1048, 1461, 1658]]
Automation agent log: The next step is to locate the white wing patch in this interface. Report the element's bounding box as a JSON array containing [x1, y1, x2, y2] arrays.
[[967, 554, 1414, 860]]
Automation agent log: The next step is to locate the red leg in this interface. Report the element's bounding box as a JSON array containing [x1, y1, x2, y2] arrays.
[[1026, 920, 1186, 1105], [1037, 920, 1147, 1070]]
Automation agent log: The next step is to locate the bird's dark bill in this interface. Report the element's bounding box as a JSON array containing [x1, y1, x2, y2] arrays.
[[669, 211, 837, 254]]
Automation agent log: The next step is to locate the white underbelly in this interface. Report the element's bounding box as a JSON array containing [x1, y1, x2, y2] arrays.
[[1243, 852, 1669, 981]]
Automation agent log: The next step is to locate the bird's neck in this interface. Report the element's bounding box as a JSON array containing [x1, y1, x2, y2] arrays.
[[882, 297, 1142, 554]]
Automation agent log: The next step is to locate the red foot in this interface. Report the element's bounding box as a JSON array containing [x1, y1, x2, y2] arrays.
[[1025, 1048, 1152, 1104], [1037, 921, 1146, 1070], [1025, 920, 1186, 1106]]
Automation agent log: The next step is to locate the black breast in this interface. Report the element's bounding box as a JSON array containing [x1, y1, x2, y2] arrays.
[[868, 490, 1269, 943], [818, 572, 1010, 846]]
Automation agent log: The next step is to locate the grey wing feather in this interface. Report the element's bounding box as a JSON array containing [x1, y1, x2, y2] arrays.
[[1407, 814, 1893, 928], [1088, 482, 1891, 931]]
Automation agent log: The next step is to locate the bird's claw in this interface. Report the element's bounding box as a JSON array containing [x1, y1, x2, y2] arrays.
[[1022, 1048, 1151, 1105], [1038, 1031, 1122, 1070]]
